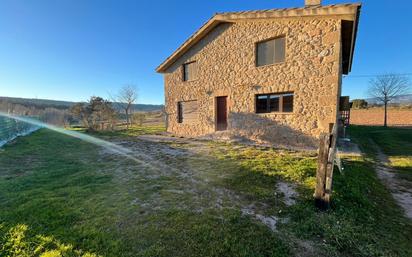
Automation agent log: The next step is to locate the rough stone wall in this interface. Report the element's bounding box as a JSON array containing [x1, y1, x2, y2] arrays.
[[163, 16, 345, 148]]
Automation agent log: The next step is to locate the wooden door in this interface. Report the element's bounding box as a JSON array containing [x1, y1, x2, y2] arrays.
[[216, 96, 227, 131]]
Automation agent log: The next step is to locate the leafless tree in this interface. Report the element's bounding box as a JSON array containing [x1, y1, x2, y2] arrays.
[[368, 74, 411, 127], [115, 85, 138, 129]]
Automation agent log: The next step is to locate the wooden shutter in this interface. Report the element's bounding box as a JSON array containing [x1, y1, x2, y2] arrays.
[[256, 37, 286, 66], [177, 102, 183, 123], [178, 100, 199, 123], [274, 37, 286, 63], [257, 39, 275, 66], [183, 61, 197, 81]]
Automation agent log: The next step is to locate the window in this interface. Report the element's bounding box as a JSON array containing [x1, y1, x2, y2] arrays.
[[177, 100, 199, 123], [255, 92, 294, 113], [183, 61, 197, 81], [282, 93, 294, 112], [256, 37, 286, 67]]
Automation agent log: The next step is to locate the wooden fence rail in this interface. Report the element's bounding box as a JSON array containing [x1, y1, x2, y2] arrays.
[[314, 123, 338, 209]]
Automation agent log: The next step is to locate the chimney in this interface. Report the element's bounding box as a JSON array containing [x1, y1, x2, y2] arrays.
[[305, 0, 322, 7]]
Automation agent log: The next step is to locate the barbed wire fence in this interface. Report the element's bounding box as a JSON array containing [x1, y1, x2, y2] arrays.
[[343, 73, 412, 79]]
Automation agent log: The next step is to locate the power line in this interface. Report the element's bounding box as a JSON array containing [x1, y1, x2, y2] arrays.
[[343, 73, 412, 78]]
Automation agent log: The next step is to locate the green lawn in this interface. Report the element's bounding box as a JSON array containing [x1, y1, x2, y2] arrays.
[[1, 127, 412, 256], [68, 124, 166, 138], [94, 125, 166, 138], [349, 125, 412, 182]]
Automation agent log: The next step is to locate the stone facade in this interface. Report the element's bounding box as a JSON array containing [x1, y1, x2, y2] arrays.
[[159, 8, 359, 148]]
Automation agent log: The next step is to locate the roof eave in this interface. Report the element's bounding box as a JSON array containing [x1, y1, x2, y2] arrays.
[[156, 16, 226, 73], [346, 4, 361, 74]]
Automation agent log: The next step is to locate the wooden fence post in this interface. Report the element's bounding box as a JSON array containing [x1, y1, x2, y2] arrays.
[[314, 123, 337, 209]]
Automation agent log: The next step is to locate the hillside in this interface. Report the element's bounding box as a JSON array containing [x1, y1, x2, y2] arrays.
[[0, 96, 164, 112], [365, 94, 412, 105]]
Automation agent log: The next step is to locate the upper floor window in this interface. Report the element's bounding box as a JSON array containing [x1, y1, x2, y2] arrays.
[[183, 61, 197, 81], [256, 92, 294, 113], [256, 36, 286, 67]]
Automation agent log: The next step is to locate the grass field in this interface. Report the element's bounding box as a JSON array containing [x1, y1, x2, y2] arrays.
[[1, 127, 412, 256], [349, 126, 412, 182], [89, 124, 166, 138]]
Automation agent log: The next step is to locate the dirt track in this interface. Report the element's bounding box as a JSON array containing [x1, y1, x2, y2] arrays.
[[369, 139, 412, 219], [350, 109, 412, 126]]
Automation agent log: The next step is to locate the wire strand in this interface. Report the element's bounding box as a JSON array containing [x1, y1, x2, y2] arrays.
[[343, 73, 412, 78]]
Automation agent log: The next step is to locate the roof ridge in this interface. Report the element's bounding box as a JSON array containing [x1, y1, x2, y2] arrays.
[[215, 3, 361, 16]]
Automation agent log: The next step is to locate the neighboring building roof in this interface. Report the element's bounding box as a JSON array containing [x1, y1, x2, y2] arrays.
[[156, 3, 361, 74]]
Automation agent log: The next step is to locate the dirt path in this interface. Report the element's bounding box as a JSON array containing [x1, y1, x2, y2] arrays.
[[99, 135, 301, 232], [128, 135, 320, 256], [370, 140, 412, 219]]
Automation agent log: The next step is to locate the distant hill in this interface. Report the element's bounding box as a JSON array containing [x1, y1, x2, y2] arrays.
[[364, 94, 412, 105], [0, 96, 164, 112], [0, 96, 73, 110]]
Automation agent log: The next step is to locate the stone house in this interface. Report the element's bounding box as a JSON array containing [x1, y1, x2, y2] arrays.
[[156, 0, 361, 147]]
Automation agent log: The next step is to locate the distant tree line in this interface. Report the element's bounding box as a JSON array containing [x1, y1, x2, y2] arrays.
[[0, 96, 73, 110], [351, 99, 368, 109], [0, 99, 70, 126], [1, 85, 166, 131]]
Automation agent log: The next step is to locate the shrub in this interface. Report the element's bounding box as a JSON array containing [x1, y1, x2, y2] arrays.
[[351, 99, 368, 109]]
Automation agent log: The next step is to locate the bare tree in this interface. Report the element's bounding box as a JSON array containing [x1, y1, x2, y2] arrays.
[[116, 85, 138, 129], [368, 74, 411, 127]]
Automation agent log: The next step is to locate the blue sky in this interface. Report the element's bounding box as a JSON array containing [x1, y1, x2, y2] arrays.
[[0, 0, 411, 104]]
